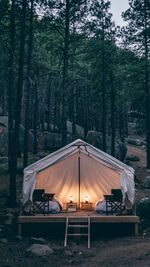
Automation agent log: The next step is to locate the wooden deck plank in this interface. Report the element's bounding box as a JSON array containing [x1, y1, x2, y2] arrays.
[[18, 213, 140, 224], [17, 212, 140, 236]]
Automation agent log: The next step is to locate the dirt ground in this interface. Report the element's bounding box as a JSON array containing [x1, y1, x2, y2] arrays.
[[0, 235, 150, 267], [0, 144, 150, 267]]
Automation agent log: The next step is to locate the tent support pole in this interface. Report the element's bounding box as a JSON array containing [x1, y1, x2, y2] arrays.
[[78, 155, 80, 209]]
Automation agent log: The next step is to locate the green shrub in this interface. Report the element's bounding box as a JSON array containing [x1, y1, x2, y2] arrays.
[[137, 197, 150, 220]]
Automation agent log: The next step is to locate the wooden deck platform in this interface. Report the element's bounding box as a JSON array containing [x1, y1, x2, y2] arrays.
[[17, 211, 140, 236]]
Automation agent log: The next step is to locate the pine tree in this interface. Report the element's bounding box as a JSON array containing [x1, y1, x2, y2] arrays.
[[123, 0, 150, 167], [23, 0, 34, 168], [88, 0, 114, 152], [8, 0, 16, 204], [10, 0, 27, 206]]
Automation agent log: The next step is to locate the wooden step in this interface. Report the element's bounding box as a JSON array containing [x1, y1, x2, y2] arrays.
[[67, 233, 88, 236], [68, 224, 88, 228], [64, 216, 91, 248]]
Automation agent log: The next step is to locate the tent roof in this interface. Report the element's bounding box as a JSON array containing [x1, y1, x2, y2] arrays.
[[24, 139, 134, 175]]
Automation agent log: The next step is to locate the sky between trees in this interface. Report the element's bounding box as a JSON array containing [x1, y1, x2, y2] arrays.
[[110, 0, 129, 26]]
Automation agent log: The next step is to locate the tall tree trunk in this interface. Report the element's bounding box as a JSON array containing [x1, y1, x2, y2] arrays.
[[84, 86, 89, 138], [1, 86, 7, 115], [46, 75, 51, 132], [145, 37, 150, 168], [40, 77, 46, 132], [143, 4, 150, 168], [33, 76, 38, 154], [110, 68, 115, 156], [101, 29, 106, 152], [10, 0, 27, 206], [53, 90, 57, 131], [23, 0, 34, 168], [8, 0, 15, 205], [72, 84, 76, 138], [62, 0, 70, 146], [119, 109, 125, 142]]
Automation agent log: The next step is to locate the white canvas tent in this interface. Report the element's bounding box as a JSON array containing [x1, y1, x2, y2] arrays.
[[22, 139, 135, 209]]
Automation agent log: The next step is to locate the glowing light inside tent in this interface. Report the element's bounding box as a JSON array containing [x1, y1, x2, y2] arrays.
[[70, 195, 73, 203], [84, 195, 89, 203], [35, 150, 121, 208]]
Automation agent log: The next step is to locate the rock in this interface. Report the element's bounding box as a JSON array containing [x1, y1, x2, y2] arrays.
[[65, 258, 74, 264], [0, 223, 4, 229], [67, 120, 84, 138], [143, 176, 150, 189], [0, 238, 8, 244], [76, 251, 83, 256], [26, 244, 53, 257], [39, 131, 62, 151], [0, 116, 8, 127], [4, 213, 15, 225], [65, 258, 80, 264], [0, 263, 11, 267], [13, 235, 23, 241], [86, 130, 127, 162], [125, 154, 140, 161], [137, 197, 150, 219], [64, 249, 73, 256], [140, 218, 150, 231], [0, 157, 8, 164], [5, 208, 16, 215], [142, 227, 150, 237], [0, 131, 8, 156], [0, 120, 34, 156], [86, 130, 103, 148], [30, 237, 47, 244], [127, 138, 146, 146]]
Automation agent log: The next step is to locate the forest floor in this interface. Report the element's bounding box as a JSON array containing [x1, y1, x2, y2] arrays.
[[0, 144, 150, 267]]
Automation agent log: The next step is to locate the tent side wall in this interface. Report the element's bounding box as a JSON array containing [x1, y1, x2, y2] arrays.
[[36, 153, 79, 206], [22, 139, 135, 207], [35, 152, 122, 207]]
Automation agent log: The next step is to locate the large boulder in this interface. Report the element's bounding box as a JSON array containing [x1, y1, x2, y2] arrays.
[[30, 237, 47, 244], [38, 130, 76, 151], [0, 131, 8, 156], [26, 244, 53, 257], [86, 130, 103, 148], [0, 116, 8, 127], [86, 131, 127, 162], [38, 131, 62, 151], [125, 154, 140, 162], [143, 176, 150, 189], [67, 120, 84, 138], [0, 157, 8, 164], [0, 123, 34, 156], [136, 197, 150, 219], [127, 138, 146, 147]]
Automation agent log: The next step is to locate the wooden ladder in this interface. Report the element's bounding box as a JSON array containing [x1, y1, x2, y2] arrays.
[[64, 216, 91, 248]]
